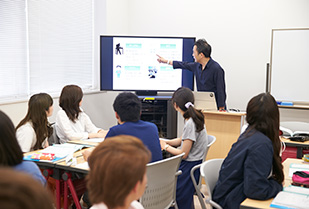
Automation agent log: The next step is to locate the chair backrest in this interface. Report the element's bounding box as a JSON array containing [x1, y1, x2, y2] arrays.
[[140, 153, 184, 209], [47, 123, 60, 145], [202, 135, 216, 162], [207, 135, 216, 148], [200, 158, 224, 200]]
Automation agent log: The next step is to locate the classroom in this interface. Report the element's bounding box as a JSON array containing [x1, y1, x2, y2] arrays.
[[0, 0, 309, 209]]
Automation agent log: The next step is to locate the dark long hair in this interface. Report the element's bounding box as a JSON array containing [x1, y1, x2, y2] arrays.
[[245, 93, 284, 183], [16, 93, 53, 150], [0, 111, 23, 166], [172, 87, 205, 132], [59, 85, 83, 122]]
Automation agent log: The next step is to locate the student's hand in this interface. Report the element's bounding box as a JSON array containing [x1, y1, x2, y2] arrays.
[[156, 54, 168, 64], [82, 147, 94, 161], [97, 129, 108, 138], [159, 139, 167, 150]]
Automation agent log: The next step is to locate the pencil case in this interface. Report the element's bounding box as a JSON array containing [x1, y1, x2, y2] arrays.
[[292, 171, 309, 187]]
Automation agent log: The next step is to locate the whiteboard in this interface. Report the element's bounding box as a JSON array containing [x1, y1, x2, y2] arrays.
[[270, 29, 309, 104]]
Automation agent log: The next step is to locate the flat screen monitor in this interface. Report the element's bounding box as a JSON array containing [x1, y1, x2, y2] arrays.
[[100, 35, 195, 93]]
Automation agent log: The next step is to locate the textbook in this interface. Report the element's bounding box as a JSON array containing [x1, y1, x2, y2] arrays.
[[24, 143, 85, 162], [280, 126, 309, 142], [270, 186, 309, 209]]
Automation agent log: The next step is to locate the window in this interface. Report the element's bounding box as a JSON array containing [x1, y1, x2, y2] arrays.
[[0, 0, 94, 102]]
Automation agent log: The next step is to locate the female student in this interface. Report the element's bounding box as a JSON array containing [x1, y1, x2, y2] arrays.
[[212, 93, 284, 209], [16, 93, 53, 152], [0, 110, 46, 185], [87, 135, 150, 209], [56, 85, 107, 143], [160, 87, 208, 209]]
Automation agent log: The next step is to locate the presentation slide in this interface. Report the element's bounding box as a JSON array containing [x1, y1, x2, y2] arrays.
[[112, 37, 183, 91]]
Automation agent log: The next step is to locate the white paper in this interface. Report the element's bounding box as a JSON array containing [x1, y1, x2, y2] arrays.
[[270, 191, 309, 209]]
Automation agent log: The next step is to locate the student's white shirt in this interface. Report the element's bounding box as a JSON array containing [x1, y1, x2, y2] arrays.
[[90, 200, 144, 209], [16, 121, 47, 152], [55, 109, 101, 143]]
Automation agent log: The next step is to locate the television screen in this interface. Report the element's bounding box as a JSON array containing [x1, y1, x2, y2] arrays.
[[100, 36, 195, 92]]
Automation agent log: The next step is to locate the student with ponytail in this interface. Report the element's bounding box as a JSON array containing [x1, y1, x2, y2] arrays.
[[160, 87, 208, 209], [212, 93, 284, 209], [16, 93, 53, 152]]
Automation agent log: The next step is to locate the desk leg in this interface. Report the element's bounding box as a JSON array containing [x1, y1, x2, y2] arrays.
[[297, 147, 303, 159], [56, 179, 61, 209], [64, 180, 68, 209], [63, 172, 82, 209]]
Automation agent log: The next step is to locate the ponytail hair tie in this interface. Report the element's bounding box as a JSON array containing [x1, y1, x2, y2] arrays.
[[185, 102, 194, 109]]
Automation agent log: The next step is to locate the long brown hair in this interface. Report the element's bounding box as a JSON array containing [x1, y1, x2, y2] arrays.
[[16, 93, 53, 150], [172, 87, 205, 132], [87, 135, 151, 208], [59, 85, 83, 122], [245, 92, 284, 183]]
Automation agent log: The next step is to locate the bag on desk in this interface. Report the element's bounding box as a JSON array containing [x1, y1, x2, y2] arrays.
[[292, 171, 309, 187]]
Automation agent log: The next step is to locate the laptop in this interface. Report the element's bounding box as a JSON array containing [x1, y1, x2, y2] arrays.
[[193, 91, 217, 111]]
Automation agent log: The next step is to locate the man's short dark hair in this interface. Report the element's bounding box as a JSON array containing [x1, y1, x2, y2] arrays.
[[194, 39, 211, 58], [113, 92, 141, 122]]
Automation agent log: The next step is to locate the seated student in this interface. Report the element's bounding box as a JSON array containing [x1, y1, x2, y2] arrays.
[[56, 85, 107, 143], [16, 93, 53, 152], [105, 92, 162, 162], [212, 93, 284, 209], [87, 135, 151, 209], [0, 110, 46, 185], [159, 87, 208, 209], [0, 168, 54, 209]]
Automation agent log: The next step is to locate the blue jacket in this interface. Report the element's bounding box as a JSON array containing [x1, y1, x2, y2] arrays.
[[212, 129, 283, 209], [106, 120, 163, 163], [173, 58, 226, 109]]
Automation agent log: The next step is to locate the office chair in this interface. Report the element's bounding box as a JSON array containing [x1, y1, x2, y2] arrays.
[[195, 135, 217, 191], [140, 153, 184, 209], [191, 158, 224, 209]]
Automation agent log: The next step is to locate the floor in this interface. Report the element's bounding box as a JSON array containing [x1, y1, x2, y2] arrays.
[[193, 184, 211, 209]]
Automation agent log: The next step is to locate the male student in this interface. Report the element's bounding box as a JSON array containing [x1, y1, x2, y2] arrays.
[[105, 92, 163, 162], [157, 39, 227, 110]]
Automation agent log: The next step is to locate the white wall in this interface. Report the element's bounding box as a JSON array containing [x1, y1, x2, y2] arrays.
[[1, 0, 309, 135], [122, 0, 309, 123]]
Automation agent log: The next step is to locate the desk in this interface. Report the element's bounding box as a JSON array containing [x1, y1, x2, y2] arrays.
[[24, 148, 91, 209], [240, 158, 303, 209], [203, 111, 246, 159], [55, 152, 89, 209], [282, 137, 309, 159]]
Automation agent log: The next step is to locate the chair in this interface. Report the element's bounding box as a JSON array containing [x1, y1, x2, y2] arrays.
[[195, 135, 217, 191], [191, 158, 224, 209], [140, 153, 184, 209], [47, 123, 60, 145]]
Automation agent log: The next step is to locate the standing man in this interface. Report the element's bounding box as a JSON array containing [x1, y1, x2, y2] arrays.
[[157, 39, 226, 110]]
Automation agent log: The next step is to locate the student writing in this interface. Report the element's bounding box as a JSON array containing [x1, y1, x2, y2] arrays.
[[160, 87, 208, 209]]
